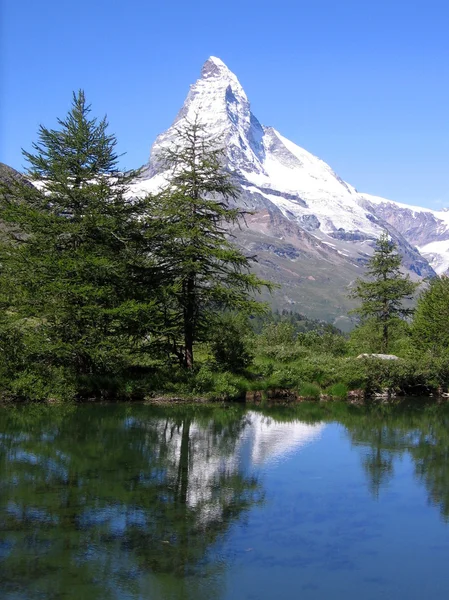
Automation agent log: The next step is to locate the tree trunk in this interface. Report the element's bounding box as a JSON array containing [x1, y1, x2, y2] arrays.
[[176, 418, 191, 505], [183, 275, 195, 369], [382, 321, 388, 353]]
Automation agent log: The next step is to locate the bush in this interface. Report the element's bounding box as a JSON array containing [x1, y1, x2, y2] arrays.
[[209, 313, 254, 373], [297, 331, 348, 356], [191, 365, 247, 400], [326, 383, 348, 399], [259, 322, 296, 347], [348, 318, 412, 356], [298, 382, 321, 399]]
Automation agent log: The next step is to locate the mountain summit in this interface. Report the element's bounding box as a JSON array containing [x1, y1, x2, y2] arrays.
[[134, 57, 449, 322]]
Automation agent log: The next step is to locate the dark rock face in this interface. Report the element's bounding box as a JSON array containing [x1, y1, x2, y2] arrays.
[[361, 199, 447, 246], [251, 242, 301, 259], [0, 163, 33, 190], [299, 214, 320, 230], [329, 229, 374, 242], [358, 198, 439, 279]]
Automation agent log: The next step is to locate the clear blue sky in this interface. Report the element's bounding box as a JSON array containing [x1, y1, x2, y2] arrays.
[[2, 0, 448, 208]]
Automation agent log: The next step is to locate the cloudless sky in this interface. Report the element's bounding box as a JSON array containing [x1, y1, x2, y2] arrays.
[[1, 0, 448, 208]]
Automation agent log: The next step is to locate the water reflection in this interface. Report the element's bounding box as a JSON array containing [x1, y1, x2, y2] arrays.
[[1, 402, 449, 599], [0, 405, 323, 599], [340, 405, 449, 518]]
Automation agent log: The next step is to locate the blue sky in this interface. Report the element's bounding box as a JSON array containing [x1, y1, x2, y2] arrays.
[[2, 0, 448, 208]]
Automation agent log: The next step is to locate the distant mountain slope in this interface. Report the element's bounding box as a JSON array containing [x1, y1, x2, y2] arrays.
[[0, 162, 33, 189], [359, 193, 449, 274]]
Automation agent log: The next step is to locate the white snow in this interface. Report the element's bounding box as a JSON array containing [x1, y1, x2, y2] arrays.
[[361, 192, 449, 224], [418, 239, 449, 274]]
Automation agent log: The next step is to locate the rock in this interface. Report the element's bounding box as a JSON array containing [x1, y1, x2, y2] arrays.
[[357, 353, 399, 360], [245, 390, 263, 403], [373, 390, 391, 399], [347, 389, 365, 404]]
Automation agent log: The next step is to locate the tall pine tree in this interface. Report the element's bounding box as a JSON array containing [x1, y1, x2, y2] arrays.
[[144, 118, 272, 369], [350, 233, 418, 353], [412, 276, 449, 356], [0, 91, 158, 399]]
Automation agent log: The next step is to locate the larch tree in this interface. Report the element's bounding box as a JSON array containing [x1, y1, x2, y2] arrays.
[[412, 275, 449, 356], [349, 232, 418, 353], [144, 117, 272, 369]]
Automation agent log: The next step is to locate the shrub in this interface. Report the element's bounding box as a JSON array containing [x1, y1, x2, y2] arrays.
[[259, 322, 296, 347], [326, 382, 348, 399], [297, 331, 348, 356], [298, 382, 321, 399], [209, 313, 254, 372], [192, 365, 247, 400]]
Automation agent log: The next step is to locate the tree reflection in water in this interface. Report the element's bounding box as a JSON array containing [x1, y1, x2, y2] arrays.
[[0, 405, 262, 599], [340, 404, 449, 519], [2, 401, 449, 599]]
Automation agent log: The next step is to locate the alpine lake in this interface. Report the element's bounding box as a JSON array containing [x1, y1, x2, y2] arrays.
[[1, 400, 449, 599]]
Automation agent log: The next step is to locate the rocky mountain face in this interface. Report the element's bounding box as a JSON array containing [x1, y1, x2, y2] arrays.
[[359, 194, 449, 275], [131, 57, 446, 325]]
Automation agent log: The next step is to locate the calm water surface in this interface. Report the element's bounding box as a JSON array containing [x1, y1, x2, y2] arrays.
[[1, 402, 449, 599]]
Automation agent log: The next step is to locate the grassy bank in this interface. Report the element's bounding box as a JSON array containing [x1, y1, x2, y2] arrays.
[[1, 318, 448, 404]]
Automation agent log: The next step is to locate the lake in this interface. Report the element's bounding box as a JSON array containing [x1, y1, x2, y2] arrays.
[[1, 401, 449, 599]]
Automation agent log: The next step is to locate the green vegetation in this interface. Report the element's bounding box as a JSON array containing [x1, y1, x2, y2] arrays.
[[412, 275, 449, 357], [349, 232, 418, 352], [1, 92, 449, 403], [143, 117, 272, 369]]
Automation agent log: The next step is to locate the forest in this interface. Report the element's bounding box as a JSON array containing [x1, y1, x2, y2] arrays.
[[0, 91, 448, 403]]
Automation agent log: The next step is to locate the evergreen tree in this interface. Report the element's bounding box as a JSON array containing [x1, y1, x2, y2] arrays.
[[144, 118, 272, 369], [412, 276, 449, 356], [349, 233, 418, 353], [0, 91, 157, 399]]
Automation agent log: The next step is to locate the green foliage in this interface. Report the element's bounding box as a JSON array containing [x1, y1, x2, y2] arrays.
[[259, 321, 296, 346], [250, 309, 342, 336], [298, 382, 321, 399], [348, 317, 413, 356], [296, 330, 348, 356], [412, 276, 449, 356], [0, 91, 159, 400], [255, 321, 347, 365], [143, 117, 272, 369], [350, 233, 418, 353], [326, 383, 349, 399], [208, 313, 254, 372], [193, 366, 247, 400]]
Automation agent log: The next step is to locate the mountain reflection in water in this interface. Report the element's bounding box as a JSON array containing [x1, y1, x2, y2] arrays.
[[1, 403, 449, 600]]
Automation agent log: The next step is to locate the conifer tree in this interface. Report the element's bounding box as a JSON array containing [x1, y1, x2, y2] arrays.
[[412, 276, 449, 356], [144, 118, 272, 369], [350, 233, 418, 353], [0, 91, 157, 398]]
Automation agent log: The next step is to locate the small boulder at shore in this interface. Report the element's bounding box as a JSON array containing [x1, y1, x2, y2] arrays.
[[357, 353, 399, 360]]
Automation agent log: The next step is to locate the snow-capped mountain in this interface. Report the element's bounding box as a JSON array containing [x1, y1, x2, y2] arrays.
[[132, 57, 447, 323]]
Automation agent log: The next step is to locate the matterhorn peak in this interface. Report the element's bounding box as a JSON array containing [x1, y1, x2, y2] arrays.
[[201, 56, 232, 79], [134, 55, 441, 315]]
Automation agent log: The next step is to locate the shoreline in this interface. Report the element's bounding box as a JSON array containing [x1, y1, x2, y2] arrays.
[[2, 388, 446, 407]]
